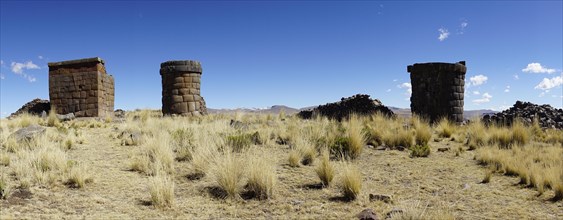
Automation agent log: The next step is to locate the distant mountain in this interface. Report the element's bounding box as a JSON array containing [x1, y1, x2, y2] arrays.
[[208, 105, 497, 119], [207, 105, 299, 114]]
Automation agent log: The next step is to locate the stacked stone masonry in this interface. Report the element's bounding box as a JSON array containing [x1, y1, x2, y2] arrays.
[[160, 60, 207, 116], [48, 57, 115, 117], [407, 61, 466, 123]]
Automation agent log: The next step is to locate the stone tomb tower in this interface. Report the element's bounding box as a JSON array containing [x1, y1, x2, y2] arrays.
[[407, 61, 466, 123], [160, 60, 207, 116], [48, 57, 115, 117]]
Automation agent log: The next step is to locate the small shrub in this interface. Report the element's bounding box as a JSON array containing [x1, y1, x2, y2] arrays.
[[315, 150, 334, 187], [149, 174, 175, 208], [409, 145, 430, 158], [246, 155, 276, 200], [414, 123, 432, 146], [339, 162, 362, 200]]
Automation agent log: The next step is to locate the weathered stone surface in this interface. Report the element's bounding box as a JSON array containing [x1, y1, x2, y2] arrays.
[[482, 101, 563, 129], [9, 99, 51, 119], [56, 113, 75, 121], [357, 208, 378, 220], [9, 125, 46, 142], [408, 61, 466, 123], [161, 60, 207, 116], [297, 94, 395, 121], [48, 57, 114, 117]]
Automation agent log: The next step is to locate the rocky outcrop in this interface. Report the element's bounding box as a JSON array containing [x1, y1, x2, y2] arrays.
[[297, 94, 394, 121], [9, 99, 51, 119], [482, 101, 563, 129]]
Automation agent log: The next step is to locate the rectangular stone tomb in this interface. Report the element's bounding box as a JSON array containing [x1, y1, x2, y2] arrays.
[[48, 57, 114, 117]]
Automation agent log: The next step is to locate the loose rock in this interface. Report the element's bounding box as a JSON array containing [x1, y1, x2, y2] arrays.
[[9, 125, 46, 142], [357, 208, 378, 220], [482, 101, 563, 129]]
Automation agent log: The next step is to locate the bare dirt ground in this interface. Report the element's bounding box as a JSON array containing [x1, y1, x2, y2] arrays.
[[1, 119, 562, 219]]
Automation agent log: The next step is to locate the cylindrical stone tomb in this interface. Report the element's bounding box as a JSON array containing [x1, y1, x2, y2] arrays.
[[160, 60, 207, 116], [407, 61, 466, 123]]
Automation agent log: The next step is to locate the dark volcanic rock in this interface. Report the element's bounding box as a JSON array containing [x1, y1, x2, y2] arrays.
[[482, 101, 563, 129], [9, 99, 50, 119], [297, 94, 395, 121]]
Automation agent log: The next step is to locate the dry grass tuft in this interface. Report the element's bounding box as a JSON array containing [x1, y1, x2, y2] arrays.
[[338, 162, 362, 200], [288, 150, 301, 167], [66, 163, 93, 188], [413, 116, 432, 146], [149, 174, 175, 208], [246, 153, 276, 199], [436, 117, 454, 138], [315, 150, 334, 186], [130, 132, 175, 175], [344, 115, 366, 159], [466, 120, 488, 150], [210, 152, 245, 199]]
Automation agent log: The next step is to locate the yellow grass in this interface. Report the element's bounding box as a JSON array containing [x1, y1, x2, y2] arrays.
[[315, 149, 334, 186], [246, 152, 276, 199], [209, 151, 245, 199], [149, 174, 175, 208], [338, 162, 362, 200], [436, 117, 454, 138]]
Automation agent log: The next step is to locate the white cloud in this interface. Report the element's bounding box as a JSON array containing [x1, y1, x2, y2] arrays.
[[513, 74, 519, 80], [398, 82, 412, 95], [0, 60, 3, 66], [438, 28, 450, 41], [472, 92, 492, 104], [393, 79, 398, 82], [534, 75, 562, 90], [38, 55, 43, 60], [472, 91, 480, 95], [0, 73, 4, 80], [10, 61, 39, 82], [11, 61, 40, 74], [504, 86, 510, 93], [386, 89, 391, 92], [522, 63, 556, 74], [468, 74, 488, 87]]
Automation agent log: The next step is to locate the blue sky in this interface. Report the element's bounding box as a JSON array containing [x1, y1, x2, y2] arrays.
[[1, 1, 562, 117]]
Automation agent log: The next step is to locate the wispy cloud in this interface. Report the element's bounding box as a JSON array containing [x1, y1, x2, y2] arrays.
[[467, 74, 488, 87], [458, 21, 468, 34], [0, 74, 4, 80], [534, 75, 562, 90], [472, 91, 480, 95], [504, 85, 510, 93], [438, 28, 450, 41], [522, 63, 556, 74], [398, 82, 412, 95], [386, 89, 391, 92], [472, 92, 492, 104], [513, 74, 519, 80], [10, 61, 39, 82]]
